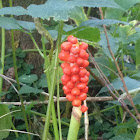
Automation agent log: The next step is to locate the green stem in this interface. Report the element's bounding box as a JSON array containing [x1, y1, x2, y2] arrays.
[[0, 0, 5, 94], [11, 30, 31, 140], [57, 68, 63, 140], [87, 8, 91, 17], [42, 36, 59, 140], [28, 33, 44, 58], [52, 104, 59, 140], [11, 122, 19, 138], [119, 106, 123, 121], [42, 21, 64, 140], [67, 107, 82, 140], [135, 125, 140, 140]]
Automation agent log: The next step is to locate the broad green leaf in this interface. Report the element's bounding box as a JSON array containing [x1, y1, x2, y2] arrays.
[[0, 105, 12, 140], [73, 27, 100, 42], [110, 135, 134, 140], [19, 85, 43, 94], [80, 19, 129, 27], [0, 6, 28, 16], [0, 17, 35, 30], [99, 33, 119, 59], [135, 38, 140, 69], [105, 0, 140, 19], [69, 7, 88, 26], [0, 0, 122, 21], [63, 24, 74, 32], [114, 0, 140, 10], [27, 0, 121, 21], [131, 72, 140, 79], [38, 74, 48, 88], [0, 17, 21, 30], [17, 20, 35, 31], [99, 76, 140, 93], [19, 74, 38, 84]]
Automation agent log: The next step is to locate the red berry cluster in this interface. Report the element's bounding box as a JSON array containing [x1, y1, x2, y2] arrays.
[[59, 35, 89, 113]]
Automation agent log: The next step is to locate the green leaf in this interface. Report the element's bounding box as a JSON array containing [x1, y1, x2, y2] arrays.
[[80, 19, 129, 27], [0, 6, 28, 16], [0, 105, 12, 140], [105, 0, 140, 19], [131, 72, 140, 79], [89, 55, 112, 77], [99, 33, 119, 59], [19, 85, 43, 94], [38, 74, 48, 88], [99, 76, 140, 93], [19, 74, 38, 84], [135, 38, 140, 69], [17, 20, 35, 31], [27, 0, 122, 21], [110, 135, 134, 140], [73, 27, 100, 42], [69, 7, 88, 26], [0, 17, 35, 30], [0, 17, 21, 30]]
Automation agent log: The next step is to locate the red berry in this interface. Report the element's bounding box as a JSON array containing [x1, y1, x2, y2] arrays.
[[71, 75, 80, 83], [67, 55, 76, 63], [66, 94, 75, 101], [80, 76, 89, 83], [59, 51, 70, 62], [76, 57, 84, 66], [63, 67, 71, 76], [66, 81, 75, 89], [84, 53, 89, 60], [78, 93, 87, 101], [72, 99, 81, 107], [76, 83, 86, 90], [79, 42, 88, 50], [63, 86, 71, 94], [71, 87, 80, 96], [81, 105, 88, 113], [61, 42, 72, 51], [82, 60, 89, 68], [61, 75, 71, 83], [81, 86, 88, 93], [79, 68, 87, 77], [62, 81, 67, 85], [61, 63, 70, 69], [67, 35, 78, 44], [86, 71, 90, 77], [71, 64, 80, 75], [79, 49, 87, 58], [70, 45, 80, 55]]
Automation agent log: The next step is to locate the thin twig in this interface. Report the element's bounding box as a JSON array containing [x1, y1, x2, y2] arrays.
[[0, 96, 113, 105], [0, 74, 19, 94], [0, 129, 39, 137], [0, 110, 21, 119], [99, 7, 140, 121]]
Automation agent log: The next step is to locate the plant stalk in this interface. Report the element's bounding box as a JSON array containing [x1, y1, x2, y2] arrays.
[[42, 21, 63, 140], [67, 106, 82, 140], [11, 30, 31, 140], [0, 0, 5, 94], [42, 36, 59, 140], [135, 126, 140, 140]]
